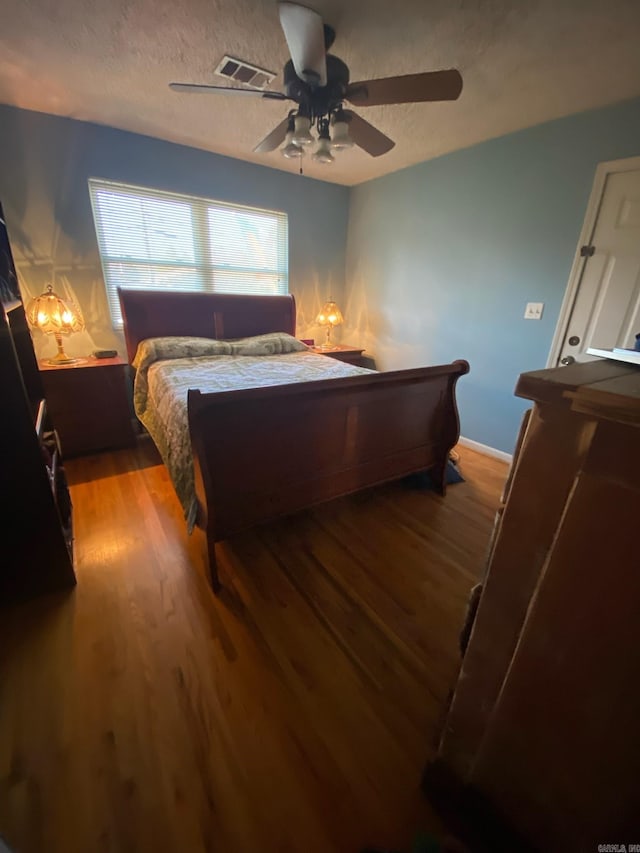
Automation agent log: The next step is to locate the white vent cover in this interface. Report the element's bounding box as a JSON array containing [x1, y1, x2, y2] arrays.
[[214, 56, 276, 90]]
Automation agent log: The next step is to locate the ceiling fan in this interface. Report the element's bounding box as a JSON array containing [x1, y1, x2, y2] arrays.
[[169, 2, 463, 165]]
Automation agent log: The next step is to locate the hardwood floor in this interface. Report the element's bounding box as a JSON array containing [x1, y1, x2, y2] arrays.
[[0, 443, 507, 853]]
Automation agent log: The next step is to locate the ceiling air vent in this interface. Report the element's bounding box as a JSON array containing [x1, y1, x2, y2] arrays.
[[214, 56, 276, 90]]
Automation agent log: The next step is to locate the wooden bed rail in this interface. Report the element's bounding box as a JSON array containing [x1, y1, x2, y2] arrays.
[[188, 360, 469, 590]]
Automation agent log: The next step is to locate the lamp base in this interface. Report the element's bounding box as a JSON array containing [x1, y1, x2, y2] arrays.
[[47, 352, 81, 365], [319, 326, 338, 349], [47, 334, 82, 365]]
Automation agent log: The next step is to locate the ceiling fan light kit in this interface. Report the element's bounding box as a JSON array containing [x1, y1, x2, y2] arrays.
[[292, 113, 314, 146], [312, 134, 334, 165], [330, 117, 353, 151], [282, 132, 304, 159], [169, 1, 463, 168]]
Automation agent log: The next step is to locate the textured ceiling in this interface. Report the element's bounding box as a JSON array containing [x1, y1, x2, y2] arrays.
[[1, 0, 640, 186]]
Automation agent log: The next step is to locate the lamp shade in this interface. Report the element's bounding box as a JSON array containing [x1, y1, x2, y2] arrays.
[[312, 136, 334, 164], [26, 284, 84, 335], [26, 284, 85, 364], [292, 115, 313, 146], [331, 120, 353, 150], [315, 300, 344, 328], [282, 130, 305, 160]]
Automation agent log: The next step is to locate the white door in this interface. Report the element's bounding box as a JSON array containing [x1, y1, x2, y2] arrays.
[[556, 167, 640, 365]]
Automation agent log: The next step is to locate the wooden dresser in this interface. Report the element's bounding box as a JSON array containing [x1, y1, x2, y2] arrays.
[[40, 356, 134, 457], [1, 205, 76, 604], [425, 359, 640, 852]]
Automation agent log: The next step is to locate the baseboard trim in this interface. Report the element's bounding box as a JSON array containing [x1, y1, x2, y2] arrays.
[[458, 436, 513, 464]]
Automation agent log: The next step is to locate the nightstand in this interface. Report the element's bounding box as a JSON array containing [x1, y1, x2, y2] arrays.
[[309, 344, 366, 366], [39, 356, 135, 457]]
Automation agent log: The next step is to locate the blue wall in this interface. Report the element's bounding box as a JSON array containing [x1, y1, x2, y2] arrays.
[[345, 97, 640, 454], [3, 99, 640, 451], [0, 105, 349, 359]]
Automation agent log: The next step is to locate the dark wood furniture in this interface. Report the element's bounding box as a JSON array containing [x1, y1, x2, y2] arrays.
[[118, 288, 469, 591], [39, 356, 135, 457], [309, 343, 366, 365], [425, 358, 640, 852], [1, 211, 75, 604]]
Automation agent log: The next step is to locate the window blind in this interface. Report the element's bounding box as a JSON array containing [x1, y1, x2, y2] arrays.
[[88, 178, 289, 328]]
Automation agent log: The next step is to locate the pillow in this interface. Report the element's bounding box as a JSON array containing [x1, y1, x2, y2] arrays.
[[227, 332, 309, 357], [132, 332, 307, 373], [132, 336, 231, 372]]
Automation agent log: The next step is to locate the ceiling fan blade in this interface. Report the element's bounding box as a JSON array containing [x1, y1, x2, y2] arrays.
[[278, 2, 327, 87], [169, 82, 288, 100], [253, 117, 291, 153], [346, 70, 463, 107], [343, 111, 395, 157]]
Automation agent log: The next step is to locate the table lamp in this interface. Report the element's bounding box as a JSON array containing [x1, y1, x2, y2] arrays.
[[315, 299, 344, 349], [26, 284, 85, 364]]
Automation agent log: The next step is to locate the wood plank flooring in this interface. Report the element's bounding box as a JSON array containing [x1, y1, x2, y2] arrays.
[[0, 443, 507, 853]]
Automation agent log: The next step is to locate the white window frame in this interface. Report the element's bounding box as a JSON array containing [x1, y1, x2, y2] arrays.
[[88, 178, 289, 329]]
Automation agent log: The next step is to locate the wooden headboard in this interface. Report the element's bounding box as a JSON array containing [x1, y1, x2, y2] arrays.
[[118, 288, 297, 363]]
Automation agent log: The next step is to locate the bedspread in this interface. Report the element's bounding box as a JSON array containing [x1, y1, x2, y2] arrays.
[[132, 335, 374, 529]]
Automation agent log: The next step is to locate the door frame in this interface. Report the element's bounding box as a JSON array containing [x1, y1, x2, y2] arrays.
[[547, 154, 640, 367]]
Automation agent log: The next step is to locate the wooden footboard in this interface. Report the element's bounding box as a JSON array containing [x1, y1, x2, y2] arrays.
[[188, 360, 469, 590]]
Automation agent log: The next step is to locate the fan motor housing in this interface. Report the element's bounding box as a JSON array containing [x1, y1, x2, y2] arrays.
[[283, 55, 350, 117]]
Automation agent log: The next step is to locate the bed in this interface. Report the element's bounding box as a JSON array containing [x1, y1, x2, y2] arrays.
[[119, 288, 469, 591]]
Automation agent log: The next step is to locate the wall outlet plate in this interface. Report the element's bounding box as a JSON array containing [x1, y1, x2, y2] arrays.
[[524, 302, 544, 320]]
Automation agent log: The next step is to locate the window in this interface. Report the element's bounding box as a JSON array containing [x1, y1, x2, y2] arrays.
[[88, 179, 289, 328]]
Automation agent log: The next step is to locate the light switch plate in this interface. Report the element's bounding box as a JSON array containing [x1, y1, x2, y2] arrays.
[[524, 302, 544, 320]]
